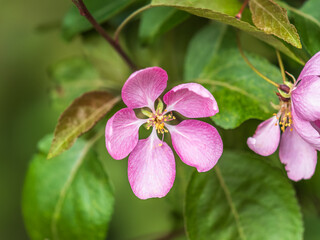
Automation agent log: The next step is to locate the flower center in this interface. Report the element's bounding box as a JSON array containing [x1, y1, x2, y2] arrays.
[[147, 110, 175, 134], [275, 101, 292, 132]]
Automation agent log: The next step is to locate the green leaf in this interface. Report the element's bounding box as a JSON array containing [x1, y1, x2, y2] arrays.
[[300, 0, 320, 21], [185, 151, 303, 240], [281, 2, 320, 56], [48, 91, 120, 159], [62, 0, 135, 40], [249, 0, 301, 48], [49, 57, 106, 112], [139, 7, 190, 44], [22, 134, 114, 240], [151, 0, 304, 64], [185, 24, 280, 129]]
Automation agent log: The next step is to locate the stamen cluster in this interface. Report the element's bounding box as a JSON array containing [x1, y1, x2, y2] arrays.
[[146, 110, 175, 134]]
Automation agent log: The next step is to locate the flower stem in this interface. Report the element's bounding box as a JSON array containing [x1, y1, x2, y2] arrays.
[[276, 50, 286, 83], [114, 4, 153, 43], [236, 32, 280, 88], [72, 0, 137, 71], [235, 0, 249, 19]]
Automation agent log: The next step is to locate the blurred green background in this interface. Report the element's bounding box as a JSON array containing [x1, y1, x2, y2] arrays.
[[0, 1, 80, 238]]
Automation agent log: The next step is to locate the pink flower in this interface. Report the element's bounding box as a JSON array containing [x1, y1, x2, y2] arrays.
[[105, 67, 223, 199], [248, 52, 320, 181]]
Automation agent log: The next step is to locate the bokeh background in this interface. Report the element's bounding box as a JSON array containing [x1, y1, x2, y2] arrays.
[[0, 1, 80, 238]]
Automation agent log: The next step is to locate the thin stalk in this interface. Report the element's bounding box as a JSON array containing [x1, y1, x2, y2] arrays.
[[72, 0, 137, 71], [236, 0, 249, 19], [276, 50, 286, 83], [114, 4, 153, 43], [236, 33, 280, 88]]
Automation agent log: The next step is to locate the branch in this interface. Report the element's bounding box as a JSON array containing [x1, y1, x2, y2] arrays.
[[72, 0, 137, 71]]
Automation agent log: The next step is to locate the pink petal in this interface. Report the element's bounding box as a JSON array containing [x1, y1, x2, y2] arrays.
[[247, 116, 280, 156], [279, 127, 317, 181], [292, 105, 320, 150], [298, 51, 320, 80], [121, 67, 168, 110], [105, 108, 146, 160], [292, 75, 320, 122], [166, 120, 223, 172], [128, 129, 175, 199], [163, 83, 219, 118]]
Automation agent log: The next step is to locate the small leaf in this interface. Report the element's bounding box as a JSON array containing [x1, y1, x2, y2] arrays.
[[249, 0, 302, 48], [48, 91, 120, 159], [62, 0, 135, 40], [23, 134, 114, 240], [185, 24, 280, 129], [151, 0, 304, 63], [185, 151, 303, 240], [139, 7, 190, 44]]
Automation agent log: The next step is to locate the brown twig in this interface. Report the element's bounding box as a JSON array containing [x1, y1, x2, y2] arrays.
[[235, 0, 249, 19], [72, 0, 137, 71]]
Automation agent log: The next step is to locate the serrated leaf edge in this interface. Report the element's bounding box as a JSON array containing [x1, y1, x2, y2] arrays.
[[250, 0, 302, 48]]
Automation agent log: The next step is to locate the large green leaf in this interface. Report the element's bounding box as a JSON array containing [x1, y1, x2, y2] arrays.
[[139, 7, 190, 44], [249, 0, 301, 48], [48, 91, 120, 159], [185, 151, 303, 240], [22, 135, 114, 240], [151, 0, 304, 64], [62, 0, 135, 40], [184, 24, 280, 129]]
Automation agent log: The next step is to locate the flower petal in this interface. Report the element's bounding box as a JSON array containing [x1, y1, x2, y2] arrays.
[[128, 129, 175, 199], [247, 116, 280, 156], [292, 105, 320, 150], [298, 51, 320, 80], [105, 108, 146, 160], [292, 75, 320, 121], [166, 120, 223, 172], [122, 67, 168, 110], [163, 83, 218, 118], [279, 127, 317, 181]]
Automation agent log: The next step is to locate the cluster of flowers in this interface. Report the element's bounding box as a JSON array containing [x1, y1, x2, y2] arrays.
[[248, 52, 320, 181], [105, 52, 320, 199]]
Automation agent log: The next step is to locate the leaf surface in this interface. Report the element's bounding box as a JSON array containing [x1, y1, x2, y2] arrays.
[[48, 91, 120, 159], [151, 0, 304, 63], [23, 135, 114, 240], [249, 0, 301, 48], [185, 24, 280, 129], [185, 151, 303, 240]]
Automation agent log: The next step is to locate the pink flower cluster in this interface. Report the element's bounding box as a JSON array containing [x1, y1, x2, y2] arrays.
[[248, 52, 320, 181], [105, 67, 223, 199]]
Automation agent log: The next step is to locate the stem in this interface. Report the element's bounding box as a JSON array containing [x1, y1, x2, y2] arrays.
[[72, 0, 137, 71], [235, 0, 249, 19], [236, 32, 280, 88], [276, 50, 286, 83], [114, 4, 153, 43]]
